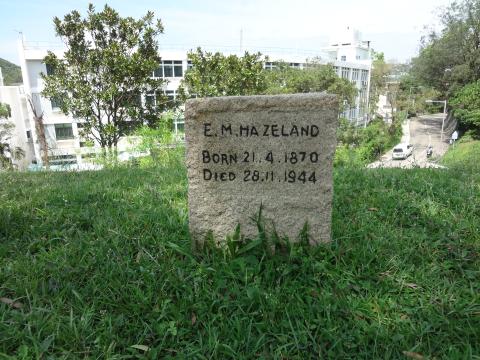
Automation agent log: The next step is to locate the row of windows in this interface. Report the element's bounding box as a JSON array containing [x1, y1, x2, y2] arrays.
[[333, 67, 369, 84], [153, 60, 183, 78], [51, 88, 179, 111], [264, 62, 303, 70], [46, 60, 186, 80], [47, 61, 369, 84], [340, 55, 362, 61]]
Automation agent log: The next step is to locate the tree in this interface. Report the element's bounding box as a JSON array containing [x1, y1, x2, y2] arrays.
[[410, 0, 480, 96], [26, 95, 49, 167], [178, 48, 268, 99], [179, 51, 356, 113], [42, 4, 166, 152], [368, 51, 391, 116], [0, 103, 25, 169], [264, 61, 357, 108], [450, 80, 480, 134]]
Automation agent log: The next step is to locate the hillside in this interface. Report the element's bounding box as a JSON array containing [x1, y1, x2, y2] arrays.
[[0, 151, 478, 357], [0, 58, 22, 85]]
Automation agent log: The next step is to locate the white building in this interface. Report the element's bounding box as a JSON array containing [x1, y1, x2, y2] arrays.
[[0, 64, 35, 169], [17, 28, 372, 168]]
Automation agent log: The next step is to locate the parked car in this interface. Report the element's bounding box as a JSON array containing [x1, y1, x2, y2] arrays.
[[392, 143, 414, 160]]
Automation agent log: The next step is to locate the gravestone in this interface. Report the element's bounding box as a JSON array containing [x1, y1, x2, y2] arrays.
[[185, 93, 338, 248]]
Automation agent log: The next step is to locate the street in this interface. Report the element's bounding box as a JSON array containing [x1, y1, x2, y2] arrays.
[[368, 113, 451, 169]]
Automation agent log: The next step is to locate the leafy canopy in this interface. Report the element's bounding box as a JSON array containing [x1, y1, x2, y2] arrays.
[[264, 61, 357, 108], [410, 0, 480, 95], [450, 80, 480, 132], [41, 4, 166, 149], [179, 50, 356, 112], [178, 48, 268, 99]]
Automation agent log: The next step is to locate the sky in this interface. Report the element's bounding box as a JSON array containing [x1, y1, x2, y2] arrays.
[[0, 0, 453, 65]]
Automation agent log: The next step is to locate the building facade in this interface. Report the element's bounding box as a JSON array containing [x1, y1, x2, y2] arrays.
[[16, 28, 372, 169], [0, 84, 35, 170]]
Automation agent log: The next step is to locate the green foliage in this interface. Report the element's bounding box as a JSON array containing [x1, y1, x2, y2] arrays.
[[0, 104, 25, 170], [0, 103, 11, 118], [133, 111, 184, 166], [369, 51, 391, 115], [178, 48, 268, 99], [410, 0, 480, 96], [335, 116, 402, 167], [450, 80, 480, 133], [41, 4, 166, 149], [0, 58, 22, 85], [1, 157, 479, 357], [265, 62, 357, 108], [395, 77, 442, 115], [179, 52, 356, 111]]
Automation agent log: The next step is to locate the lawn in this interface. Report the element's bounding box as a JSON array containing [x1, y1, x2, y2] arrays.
[[1, 152, 479, 359]]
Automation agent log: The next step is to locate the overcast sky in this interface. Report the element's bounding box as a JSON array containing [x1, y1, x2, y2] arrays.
[[0, 0, 453, 65]]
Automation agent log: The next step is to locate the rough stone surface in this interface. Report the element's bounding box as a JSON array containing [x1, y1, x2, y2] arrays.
[[185, 93, 338, 248]]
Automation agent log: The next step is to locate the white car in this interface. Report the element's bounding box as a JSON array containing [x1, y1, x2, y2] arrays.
[[392, 143, 414, 160]]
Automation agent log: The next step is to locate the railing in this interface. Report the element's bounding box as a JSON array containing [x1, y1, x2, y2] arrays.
[[159, 43, 331, 59], [23, 41, 64, 51]]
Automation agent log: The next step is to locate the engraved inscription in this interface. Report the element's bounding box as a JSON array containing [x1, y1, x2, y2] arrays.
[[185, 93, 339, 246]]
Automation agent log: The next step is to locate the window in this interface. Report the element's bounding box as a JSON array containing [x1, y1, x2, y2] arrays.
[[165, 90, 176, 103], [154, 67, 162, 77], [173, 61, 183, 77], [163, 62, 173, 77], [50, 96, 63, 110], [45, 63, 55, 76], [264, 62, 277, 70], [356, 55, 361, 60], [26, 130, 31, 139], [54, 123, 74, 140], [333, 66, 339, 74], [154, 60, 183, 78], [352, 69, 359, 81], [289, 62, 301, 68], [361, 69, 369, 82], [341, 55, 346, 61], [145, 92, 155, 106], [187, 60, 193, 70], [341, 67, 350, 79]]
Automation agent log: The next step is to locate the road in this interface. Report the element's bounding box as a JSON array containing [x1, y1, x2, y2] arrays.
[[368, 114, 450, 169]]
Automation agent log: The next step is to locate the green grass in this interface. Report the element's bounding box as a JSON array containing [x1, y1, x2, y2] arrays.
[[442, 137, 480, 169], [1, 154, 479, 359]]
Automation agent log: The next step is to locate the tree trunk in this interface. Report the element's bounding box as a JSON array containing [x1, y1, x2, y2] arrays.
[[27, 97, 49, 168], [33, 115, 49, 168]]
